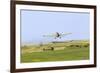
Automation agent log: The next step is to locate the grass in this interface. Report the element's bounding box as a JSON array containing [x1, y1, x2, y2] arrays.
[[21, 45, 89, 63]]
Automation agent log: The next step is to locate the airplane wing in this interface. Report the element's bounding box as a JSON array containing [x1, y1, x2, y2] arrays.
[[43, 34, 56, 37], [61, 33, 72, 36]]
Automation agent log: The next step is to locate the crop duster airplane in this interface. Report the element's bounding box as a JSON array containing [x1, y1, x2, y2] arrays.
[[43, 32, 72, 39]]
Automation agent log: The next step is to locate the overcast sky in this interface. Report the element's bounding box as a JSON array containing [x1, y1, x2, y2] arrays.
[[21, 10, 90, 44]]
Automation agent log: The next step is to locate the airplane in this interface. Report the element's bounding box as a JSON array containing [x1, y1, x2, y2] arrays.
[[43, 32, 72, 39]]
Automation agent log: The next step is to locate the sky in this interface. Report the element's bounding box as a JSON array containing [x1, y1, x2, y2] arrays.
[[21, 9, 90, 45]]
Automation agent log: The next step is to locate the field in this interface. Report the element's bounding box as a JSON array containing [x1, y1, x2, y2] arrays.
[[21, 40, 89, 63]]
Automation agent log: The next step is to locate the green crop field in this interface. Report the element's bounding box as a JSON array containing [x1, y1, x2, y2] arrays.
[[21, 40, 89, 63]]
